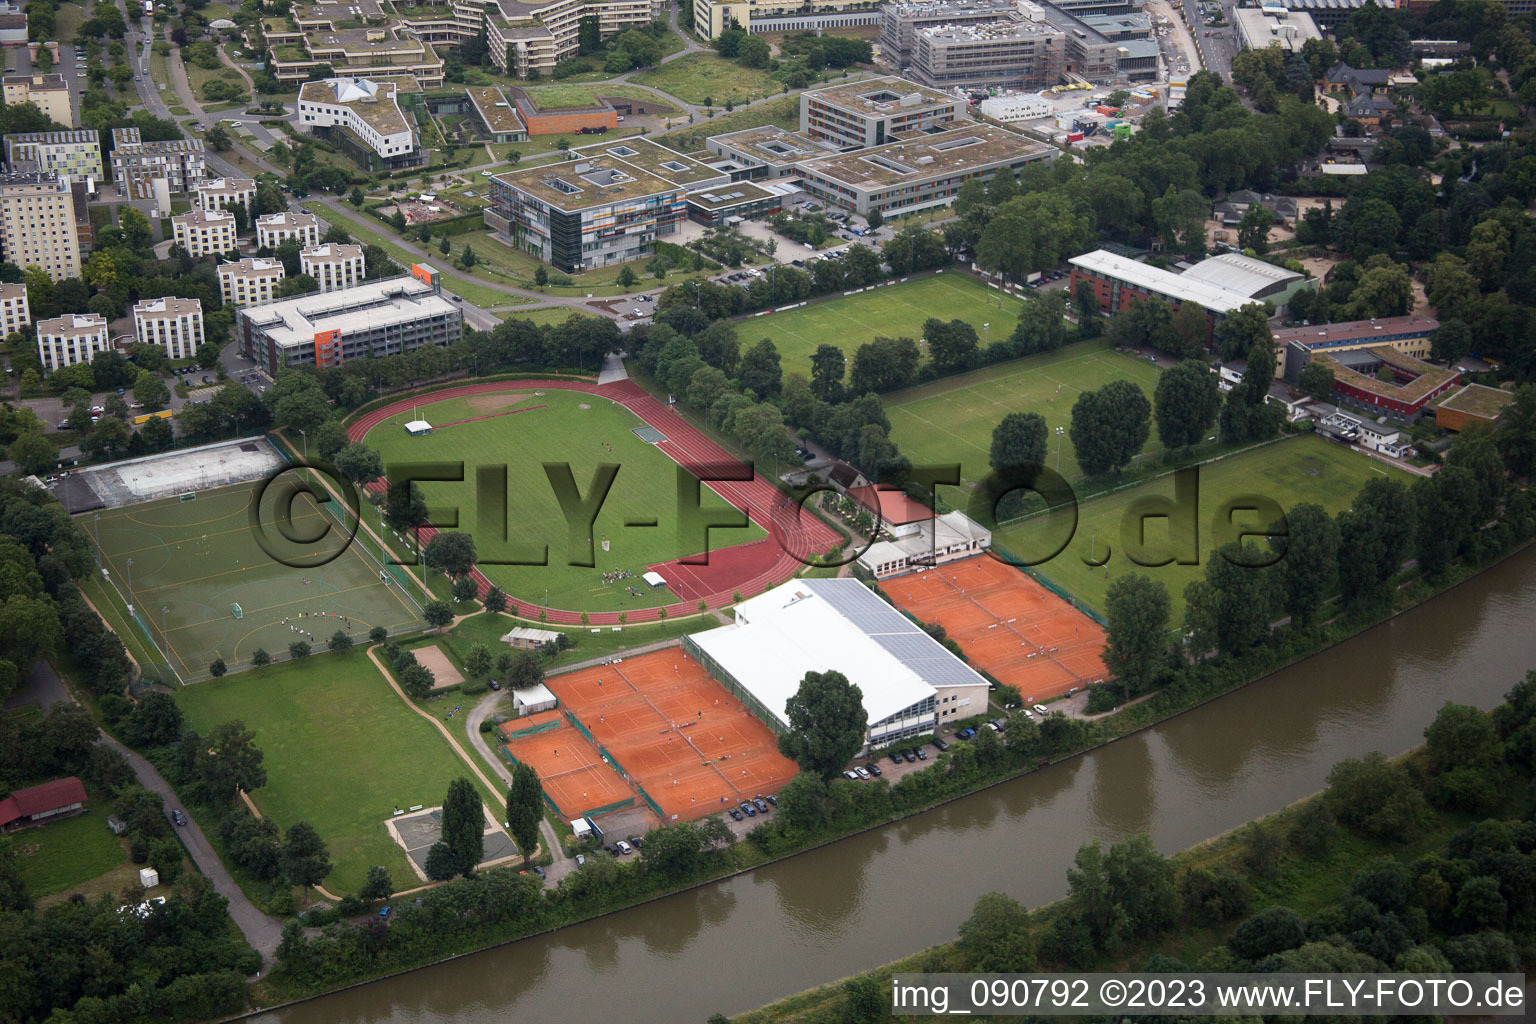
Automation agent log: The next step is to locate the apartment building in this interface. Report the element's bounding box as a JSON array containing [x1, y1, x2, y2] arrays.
[[269, 24, 445, 86], [1, 74, 74, 128], [256, 211, 320, 250], [0, 281, 29, 338], [692, 0, 880, 40], [301, 243, 365, 292], [195, 176, 256, 214], [36, 313, 109, 372], [110, 127, 206, 196], [799, 76, 963, 149], [133, 297, 205, 361], [296, 77, 423, 170], [218, 257, 287, 308], [0, 171, 81, 282], [1, 130, 102, 184], [172, 208, 238, 259]]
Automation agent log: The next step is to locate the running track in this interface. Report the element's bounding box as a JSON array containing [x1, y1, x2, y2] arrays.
[[345, 379, 840, 624]]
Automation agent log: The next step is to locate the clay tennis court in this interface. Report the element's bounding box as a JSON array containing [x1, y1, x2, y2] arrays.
[[546, 650, 797, 821], [500, 711, 637, 819], [887, 556, 1108, 702]]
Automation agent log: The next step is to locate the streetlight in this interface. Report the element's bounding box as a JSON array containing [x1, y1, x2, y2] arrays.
[[693, 280, 701, 308], [298, 427, 307, 463], [92, 513, 101, 567], [984, 322, 990, 346], [126, 557, 134, 593], [1054, 426, 1065, 474], [160, 605, 168, 654]]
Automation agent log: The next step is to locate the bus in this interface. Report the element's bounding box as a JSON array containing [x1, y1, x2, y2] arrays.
[[132, 409, 173, 425]]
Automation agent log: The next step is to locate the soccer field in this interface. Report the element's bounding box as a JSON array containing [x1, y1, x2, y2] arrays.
[[746, 272, 1022, 376], [364, 389, 767, 613], [887, 341, 1166, 493], [995, 434, 1416, 621], [86, 481, 421, 680]]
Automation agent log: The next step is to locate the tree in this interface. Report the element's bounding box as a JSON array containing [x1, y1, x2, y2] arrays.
[[1012, 289, 1068, 355], [1337, 476, 1413, 604], [1347, 258, 1414, 320], [957, 892, 1035, 972], [133, 372, 170, 412], [1414, 464, 1478, 578], [288, 640, 311, 659], [129, 691, 183, 747], [1273, 502, 1340, 625], [332, 442, 384, 486], [507, 650, 544, 690], [1074, 279, 1102, 338], [280, 821, 332, 887], [383, 480, 429, 534], [988, 412, 1047, 495], [1102, 575, 1170, 697], [1070, 379, 1150, 477], [810, 344, 845, 402], [738, 338, 782, 397], [423, 531, 477, 577], [252, 648, 271, 667], [424, 841, 459, 881], [842, 977, 883, 1024], [777, 670, 868, 780], [1324, 751, 1429, 842], [923, 318, 978, 375], [865, 208, 884, 230], [360, 865, 393, 900], [327, 630, 352, 652], [484, 586, 507, 614], [192, 720, 267, 805], [209, 657, 227, 678], [464, 643, 492, 680], [505, 761, 544, 860], [1183, 541, 1280, 657], [440, 777, 484, 876], [7, 431, 58, 475], [424, 600, 453, 629], [616, 265, 636, 289], [1297, 361, 1335, 402], [1498, 384, 1536, 480], [205, 123, 231, 151], [1237, 204, 1274, 254], [1153, 359, 1220, 452]]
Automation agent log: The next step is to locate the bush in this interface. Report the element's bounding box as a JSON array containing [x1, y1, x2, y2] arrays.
[[460, 677, 487, 696], [478, 719, 494, 734]]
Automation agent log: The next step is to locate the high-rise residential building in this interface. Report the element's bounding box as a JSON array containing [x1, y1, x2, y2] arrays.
[[218, 257, 287, 308], [133, 297, 205, 361], [1, 130, 103, 184], [255, 211, 320, 250], [172, 208, 238, 259], [36, 312, 110, 372], [300, 243, 365, 292], [0, 171, 82, 282], [0, 281, 29, 338], [195, 176, 256, 213], [1, 74, 75, 128], [110, 127, 207, 196]]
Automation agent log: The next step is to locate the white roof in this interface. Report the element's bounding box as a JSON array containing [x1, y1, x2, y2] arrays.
[[512, 682, 556, 706], [404, 419, 431, 432], [239, 275, 458, 352], [1180, 252, 1302, 297], [689, 578, 986, 729], [500, 627, 562, 643], [1069, 249, 1255, 315], [1320, 163, 1370, 175], [570, 817, 591, 835], [642, 571, 667, 587], [858, 511, 991, 569]]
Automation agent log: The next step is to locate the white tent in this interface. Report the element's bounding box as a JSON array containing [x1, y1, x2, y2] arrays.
[[642, 571, 667, 589], [404, 420, 432, 435]]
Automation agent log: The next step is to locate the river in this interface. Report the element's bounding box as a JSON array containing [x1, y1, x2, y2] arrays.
[[259, 546, 1536, 1024]]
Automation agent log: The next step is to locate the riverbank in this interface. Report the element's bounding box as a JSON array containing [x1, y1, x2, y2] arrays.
[[235, 527, 1536, 1016]]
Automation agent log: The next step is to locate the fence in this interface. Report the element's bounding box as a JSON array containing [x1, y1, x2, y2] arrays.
[[94, 554, 183, 687], [987, 542, 1109, 627], [682, 635, 784, 734]]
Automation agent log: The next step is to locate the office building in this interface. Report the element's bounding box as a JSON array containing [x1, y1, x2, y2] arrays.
[[133, 297, 205, 361], [268, 24, 445, 86], [0, 281, 28, 338], [1302, 345, 1461, 424], [237, 265, 464, 373], [467, 85, 529, 143], [36, 312, 109, 372], [256, 211, 320, 250], [0, 171, 81, 282], [1233, 5, 1321, 52], [109, 128, 206, 196], [800, 76, 963, 149], [218, 257, 287, 308], [172, 208, 238, 258], [692, 0, 879, 39], [297, 76, 423, 170], [1, 74, 74, 127], [301, 242, 365, 291], [1276, 315, 1439, 380], [910, 15, 1065, 90], [2, 130, 102, 184]]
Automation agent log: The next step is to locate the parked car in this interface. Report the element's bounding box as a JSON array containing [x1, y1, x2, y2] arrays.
[[752, 796, 769, 813], [765, 794, 777, 806], [604, 843, 619, 855], [488, 679, 501, 690], [1020, 708, 1035, 719], [957, 727, 977, 740], [379, 906, 392, 919], [740, 801, 757, 817], [728, 807, 743, 821], [172, 809, 187, 826], [1033, 703, 1049, 716], [913, 747, 927, 760], [865, 762, 882, 777], [932, 737, 949, 752], [616, 840, 633, 855], [116, 388, 125, 395], [889, 750, 905, 764], [853, 766, 870, 780], [842, 769, 859, 781], [575, 854, 586, 865]]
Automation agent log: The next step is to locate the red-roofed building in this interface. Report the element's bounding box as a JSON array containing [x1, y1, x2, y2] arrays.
[[0, 776, 87, 831], [850, 485, 934, 536]]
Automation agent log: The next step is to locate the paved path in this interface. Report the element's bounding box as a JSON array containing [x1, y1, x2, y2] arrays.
[[463, 691, 572, 887]]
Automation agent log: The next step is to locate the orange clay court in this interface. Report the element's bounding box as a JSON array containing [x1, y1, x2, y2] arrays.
[[887, 556, 1108, 702], [500, 710, 637, 819], [544, 649, 798, 821]]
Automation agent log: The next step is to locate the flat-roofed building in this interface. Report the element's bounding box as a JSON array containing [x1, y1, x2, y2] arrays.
[[109, 128, 206, 196], [195, 176, 256, 214], [1180, 251, 1311, 308], [36, 312, 109, 372], [218, 257, 287, 308], [172, 208, 238, 259], [0, 281, 27, 337], [692, 0, 880, 39], [704, 125, 836, 179], [1069, 249, 1304, 336], [2, 130, 102, 184], [1307, 345, 1461, 423], [237, 266, 464, 373], [256, 211, 320, 250], [133, 297, 204, 361], [269, 24, 445, 86], [1, 74, 74, 127], [0, 171, 81, 282], [800, 76, 963, 150], [301, 242, 365, 291], [1234, 6, 1320, 52], [466, 85, 529, 142], [297, 76, 423, 170], [909, 14, 1065, 90], [795, 122, 1055, 216], [685, 179, 787, 225], [1277, 315, 1438, 380], [1436, 383, 1515, 432]]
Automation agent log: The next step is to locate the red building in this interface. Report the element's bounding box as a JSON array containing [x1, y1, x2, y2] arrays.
[[0, 776, 87, 831]]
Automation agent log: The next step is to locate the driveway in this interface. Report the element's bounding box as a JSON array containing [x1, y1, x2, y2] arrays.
[[464, 692, 574, 887]]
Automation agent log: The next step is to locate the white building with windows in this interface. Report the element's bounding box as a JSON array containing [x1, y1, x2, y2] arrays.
[[172, 208, 238, 258], [256, 211, 320, 250], [36, 312, 109, 372], [194, 176, 256, 213], [133, 297, 204, 361], [0, 171, 81, 282], [686, 577, 991, 750], [296, 77, 419, 167], [218, 257, 286, 308], [300, 242, 365, 292], [0, 282, 29, 339]]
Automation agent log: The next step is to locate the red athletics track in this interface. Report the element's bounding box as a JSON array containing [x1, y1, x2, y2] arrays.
[[344, 379, 840, 625]]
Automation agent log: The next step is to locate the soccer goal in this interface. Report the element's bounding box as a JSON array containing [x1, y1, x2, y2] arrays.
[[179, 492, 197, 502], [231, 602, 243, 619]]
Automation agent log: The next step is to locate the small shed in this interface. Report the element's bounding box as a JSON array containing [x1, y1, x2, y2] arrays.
[[512, 682, 558, 716], [139, 867, 159, 889], [500, 626, 563, 650], [570, 817, 592, 839], [404, 420, 433, 436], [642, 571, 667, 590]]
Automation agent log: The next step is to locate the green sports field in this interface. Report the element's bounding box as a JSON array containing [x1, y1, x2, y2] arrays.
[[747, 272, 1023, 377], [364, 389, 766, 612], [87, 482, 421, 680], [996, 434, 1416, 621], [176, 650, 505, 894], [887, 341, 1167, 492]]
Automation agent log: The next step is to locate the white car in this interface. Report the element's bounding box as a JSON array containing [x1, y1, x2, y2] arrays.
[[1033, 704, 1049, 716], [616, 840, 633, 855], [854, 766, 870, 779], [842, 769, 859, 781], [1020, 708, 1035, 719]]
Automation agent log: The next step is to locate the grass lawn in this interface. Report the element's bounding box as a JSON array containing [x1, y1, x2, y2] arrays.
[[176, 649, 508, 894], [362, 389, 766, 612], [454, 226, 713, 297], [504, 306, 589, 327], [632, 53, 780, 105], [747, 272, 1023, 377], [449, 609, 703, 670], [54, 1, 86, 41], [999, 434, 1416, 620], [11, 804, 131, 901], [523, 83, 681, 116], [887, 340, 1166, 490], [656, 95, 800, 153], [149, 49, 175, 98], [185, 60, 247, 104]]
